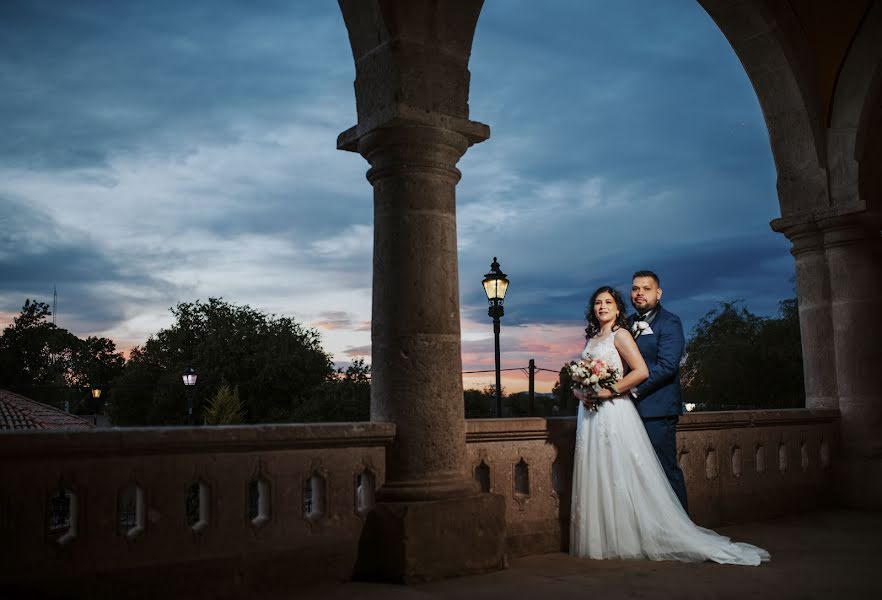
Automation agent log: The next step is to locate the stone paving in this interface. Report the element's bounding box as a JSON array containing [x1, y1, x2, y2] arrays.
[[291, 510, 879, 599]]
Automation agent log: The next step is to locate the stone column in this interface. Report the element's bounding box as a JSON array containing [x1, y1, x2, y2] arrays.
[[338, 117, 507, 583], [771, 218, 838, 409], [335, 1, 506, 581], [361, 123, 478, 501], [820, 214, 882, 507]]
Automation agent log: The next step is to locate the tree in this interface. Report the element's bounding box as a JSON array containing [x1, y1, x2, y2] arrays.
[[203, 382, 246, 425], [108, 298, 335, 425], [0, 300, 125, 410], [507, 391, 532, 417], [507, 391, 557, 417], [293, 358, 371, 422], [69, 335, 126, 389], [464, 386, 497, 418], [0, 300, 74, 386], [681, 299, 804, 410]]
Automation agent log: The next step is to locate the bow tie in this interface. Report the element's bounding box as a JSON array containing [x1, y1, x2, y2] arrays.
[[633, 313, 647, 322]]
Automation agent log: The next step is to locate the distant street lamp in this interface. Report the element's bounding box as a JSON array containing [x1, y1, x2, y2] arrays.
[[182, 366, 198, 425], [482, 257, 509, 418], [89, 386, 102, 425]]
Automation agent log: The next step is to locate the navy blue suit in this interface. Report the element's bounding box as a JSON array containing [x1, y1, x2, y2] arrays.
[[631, 304, 688, 511]]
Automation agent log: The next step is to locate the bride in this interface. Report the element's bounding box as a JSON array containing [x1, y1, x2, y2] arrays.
[[570, 285, 770, 566]]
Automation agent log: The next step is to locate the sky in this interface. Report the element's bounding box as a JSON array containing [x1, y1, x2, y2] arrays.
[[0, 1, 793, 393]]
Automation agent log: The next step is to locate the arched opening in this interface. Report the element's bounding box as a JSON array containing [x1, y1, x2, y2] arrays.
[[459, 1, 802, 412]]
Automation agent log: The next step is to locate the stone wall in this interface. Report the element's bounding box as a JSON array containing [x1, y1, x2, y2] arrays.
[[0, 423, 394, 598], [466, 409, 840, 556], [0, 410, 840, 595]]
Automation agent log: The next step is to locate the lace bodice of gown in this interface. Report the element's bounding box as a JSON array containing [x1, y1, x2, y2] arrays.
[[582, 330, 626, 384]]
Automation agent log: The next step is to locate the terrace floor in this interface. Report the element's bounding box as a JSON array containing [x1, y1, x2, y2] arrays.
[[291, 509, 879, 599]]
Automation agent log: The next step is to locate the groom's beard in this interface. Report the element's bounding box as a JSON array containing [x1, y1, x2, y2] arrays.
[[633, 301, 659, 315]]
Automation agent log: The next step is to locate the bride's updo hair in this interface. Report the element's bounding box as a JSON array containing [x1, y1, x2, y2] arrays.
[[584, 286, 631, 339]]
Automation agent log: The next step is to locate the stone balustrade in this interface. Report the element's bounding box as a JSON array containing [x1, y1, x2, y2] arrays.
[[0, 409, 840, 594], [0, 422, 394, 596], [466, 409, 840, 556]]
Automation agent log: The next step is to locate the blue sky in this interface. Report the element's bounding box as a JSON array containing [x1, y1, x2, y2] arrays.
[[0, 1, 792, 392]]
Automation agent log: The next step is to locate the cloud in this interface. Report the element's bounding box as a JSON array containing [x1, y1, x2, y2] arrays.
[[0, 196, 181, 333], [0, 0, 797, 392], [0, 1, 355, 170], [344, 344, 372, 358], [312, 311, 359, 331]]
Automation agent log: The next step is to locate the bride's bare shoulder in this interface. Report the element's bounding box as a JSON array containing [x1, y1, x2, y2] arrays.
[[613, 327, 637, 347]]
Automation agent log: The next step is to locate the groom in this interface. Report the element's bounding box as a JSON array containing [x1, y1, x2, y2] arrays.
[[629, 270, 688, 511]]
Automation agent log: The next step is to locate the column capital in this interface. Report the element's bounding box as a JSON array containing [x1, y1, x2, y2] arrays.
[[817, 212, 881, 249], [770, 216, 823, 255], [337, 104, 490, 153], [772, 209, 881, 253], [358, 122, 473, 186]]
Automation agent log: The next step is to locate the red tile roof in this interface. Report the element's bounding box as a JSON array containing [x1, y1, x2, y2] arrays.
[[0, 389, 94, 431]]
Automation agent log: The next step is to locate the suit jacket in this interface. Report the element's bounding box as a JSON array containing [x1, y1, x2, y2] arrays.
[[631, 304, 685, 418]]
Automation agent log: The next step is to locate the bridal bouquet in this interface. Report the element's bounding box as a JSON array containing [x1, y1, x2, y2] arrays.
[[567, 356, 621, 411]]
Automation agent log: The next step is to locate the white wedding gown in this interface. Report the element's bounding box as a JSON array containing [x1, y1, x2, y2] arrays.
[[570, 329, 770, 565]]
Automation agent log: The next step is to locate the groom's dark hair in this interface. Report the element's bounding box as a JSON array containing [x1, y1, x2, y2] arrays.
[[632, 270, 660, 286]]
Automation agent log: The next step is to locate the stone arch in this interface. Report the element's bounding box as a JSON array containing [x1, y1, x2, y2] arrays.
[[698, 2, 882, 508], [697, 0, 828, 216], [336, 0, 882, 569], [858, 92, 882, 212], [341, 1, 834, 218], [828, 3, 882, 211]]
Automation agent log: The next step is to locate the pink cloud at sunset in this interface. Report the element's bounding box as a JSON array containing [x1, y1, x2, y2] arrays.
[[311, 311, 371, 332], [460, 320, 587, 393], [337, 317, 587, 394], [336, 315, 587, 393]]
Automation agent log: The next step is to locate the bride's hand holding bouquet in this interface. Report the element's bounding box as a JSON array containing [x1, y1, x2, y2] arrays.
[[568, 356, 621, 411]]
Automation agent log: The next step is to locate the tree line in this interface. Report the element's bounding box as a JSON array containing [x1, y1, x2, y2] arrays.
[[0, 296, 803, 424], [0, 298, 369, 425], [0, 300, 126, 412]]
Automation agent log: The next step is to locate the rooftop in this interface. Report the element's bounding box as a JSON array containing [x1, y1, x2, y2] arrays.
[[0, 389, 94, 431]]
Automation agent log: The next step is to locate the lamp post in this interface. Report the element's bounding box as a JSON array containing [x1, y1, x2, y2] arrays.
[[482, 257, 509, 418], [182, 366, 197, 425], [90, 386, 102, 425]]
